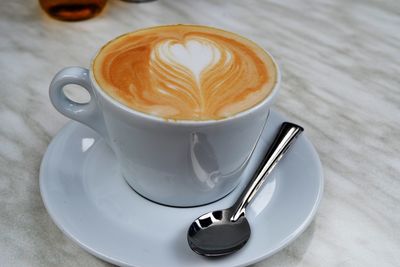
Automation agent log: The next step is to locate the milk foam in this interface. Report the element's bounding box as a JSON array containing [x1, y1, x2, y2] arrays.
[[93, 25, 277, 120], [152, 38, 224, 84]]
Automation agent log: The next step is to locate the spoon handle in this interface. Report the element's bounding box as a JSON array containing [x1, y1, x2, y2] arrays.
[[230, 122, 303, 222]]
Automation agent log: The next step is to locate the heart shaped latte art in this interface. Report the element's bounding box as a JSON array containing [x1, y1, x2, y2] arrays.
[[154, 38, 222, 83], [149, 38, 236, 116], [93, 25, 276, 120]]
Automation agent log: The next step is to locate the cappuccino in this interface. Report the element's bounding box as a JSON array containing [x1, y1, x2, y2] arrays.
[[93, 25, 277, 120]]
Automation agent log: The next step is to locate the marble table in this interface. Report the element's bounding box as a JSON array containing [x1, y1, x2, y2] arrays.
[[1, 0, 399, 266]]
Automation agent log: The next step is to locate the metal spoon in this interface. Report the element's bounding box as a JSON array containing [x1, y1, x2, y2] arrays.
[[187, 122, 304, 257]]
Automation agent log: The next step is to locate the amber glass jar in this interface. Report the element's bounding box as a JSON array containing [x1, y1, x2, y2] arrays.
[[39, 0, 107, 21]]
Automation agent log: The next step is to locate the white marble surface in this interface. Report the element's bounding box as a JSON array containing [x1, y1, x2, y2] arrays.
[[1, 0, 399, 266]]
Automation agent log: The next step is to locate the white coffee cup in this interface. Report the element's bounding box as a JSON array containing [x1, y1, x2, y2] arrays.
[[49, 41, 280, 207]]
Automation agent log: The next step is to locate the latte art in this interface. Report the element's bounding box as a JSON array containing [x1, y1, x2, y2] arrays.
[[150, 37, 234, 115], [93, 25, 277, 120], [153, 38, 223, 84]]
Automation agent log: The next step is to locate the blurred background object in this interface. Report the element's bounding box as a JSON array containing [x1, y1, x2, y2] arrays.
[[39, 0, 108, 21], [120, 0, 157, 2]]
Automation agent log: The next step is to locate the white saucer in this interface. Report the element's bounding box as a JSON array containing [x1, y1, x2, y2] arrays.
[[40, 110, 323, 267]]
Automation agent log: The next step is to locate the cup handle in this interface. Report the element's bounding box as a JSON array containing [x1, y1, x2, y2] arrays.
[[49, 66, 108, 138]]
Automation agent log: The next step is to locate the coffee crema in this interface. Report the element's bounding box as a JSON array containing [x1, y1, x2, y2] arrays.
[[93, 25, 277, 120]]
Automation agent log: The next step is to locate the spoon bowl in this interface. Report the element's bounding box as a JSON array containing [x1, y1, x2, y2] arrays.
[[188, 209, 250, 256]]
